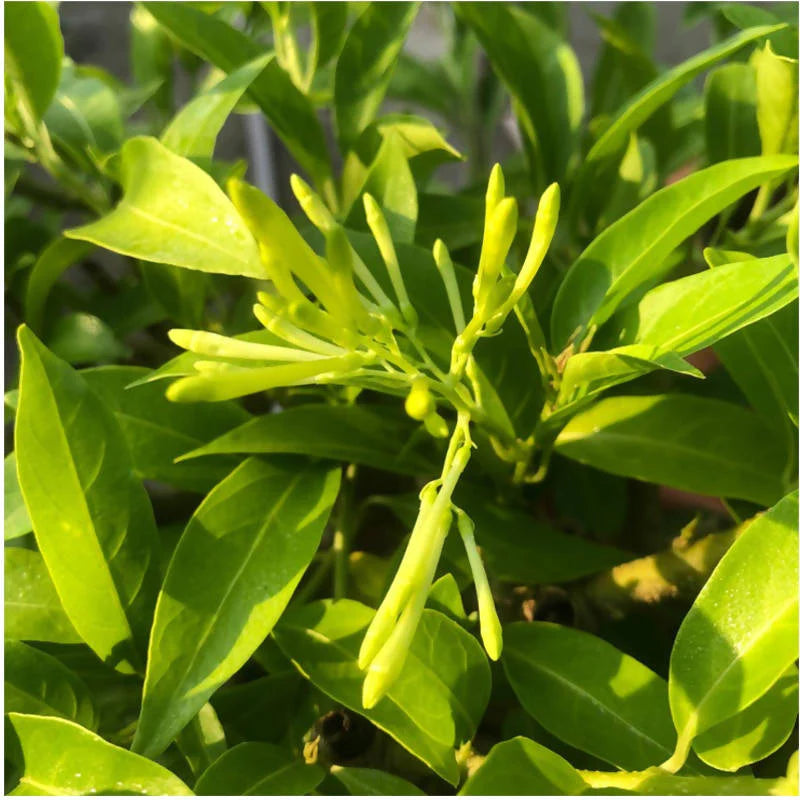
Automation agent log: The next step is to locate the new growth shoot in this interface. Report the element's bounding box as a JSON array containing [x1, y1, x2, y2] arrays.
[[162, 164, 561, 707]]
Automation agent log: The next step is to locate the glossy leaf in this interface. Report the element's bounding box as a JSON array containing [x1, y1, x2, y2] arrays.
[[15, 326, 161, 673], [460, 736, 588, 796], [754, 43, 799, 157], [557, 345, 703, 409], [4, 640, 97, 729], [65, 136, 264, 279], [81, 366, 249, 493], [5, 713, 192, 796], [4, 2, 63, 122], [5, 453, 32, 541], [576, 24, 785, 188], [4, 548, 81, 645], [618, 254, 798, 357], [180, 403, 442, 478], [581, 768, 790, 795], [457, 2, 583, 188], [669, 491, 799, 747], [329, 765, 424, 796], [556, 394, 788, 506], [273, 599, 491, 785], [48, 312, 130, 366], [195, 742, 324, 796], [705, 63, 760, 163], [161, 53, 272, 158], [334, 2, 421, 149], [551, 155, 798, 350], [142, 2, 332, 187], [503, 622, 678, 770], [132, 457, 340, 758], [693, 665, 798, 771]]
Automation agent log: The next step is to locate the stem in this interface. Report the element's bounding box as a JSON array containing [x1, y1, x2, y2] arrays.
[[332, 464, 357, 600]]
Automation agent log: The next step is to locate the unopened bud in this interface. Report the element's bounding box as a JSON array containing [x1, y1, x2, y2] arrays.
[[290, 174, 336, 233], [423, 412, 449, 439], [405, 378, 435, 421], [474, 197, 518, 312]]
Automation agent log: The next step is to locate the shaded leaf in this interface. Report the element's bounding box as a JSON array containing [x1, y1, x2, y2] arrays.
[[555, 394, 788, 506], [5, 453, 32, 541]]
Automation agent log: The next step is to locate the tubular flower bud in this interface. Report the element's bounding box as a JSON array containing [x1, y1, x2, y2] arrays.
[[358, 484, 439, 670], [510, 182, 560, 305], [290, 174, 337, 233], [423, 412, 449, 439], [362, 508, 452, 709], [325, 227, 380, 336], [167, 329, 329, 363], [363, 193, 418, 328], [228, 178, 340, 313], [473, 197, 518, 314], [166, 353, 366, 403], [405, 377, 435, 421], [456, 509, 503, 661], [433, 239, 465, 334], [252, 302, 346, 356], [485, 163, 506, 227]]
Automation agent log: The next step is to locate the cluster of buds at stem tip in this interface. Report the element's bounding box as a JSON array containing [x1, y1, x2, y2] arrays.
[[163, 176, 437, 404]]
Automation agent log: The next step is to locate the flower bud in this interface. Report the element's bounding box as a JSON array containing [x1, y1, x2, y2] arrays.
[[404, 378, 435, 421], [433, 239, 465, 333], [473, 197, 518, 314], [167, 329, 327, 363], [485, 163, 506, 226], [510, 183, 560, 305], [423, 412, 449, 439], [290, 174, 336, 233]]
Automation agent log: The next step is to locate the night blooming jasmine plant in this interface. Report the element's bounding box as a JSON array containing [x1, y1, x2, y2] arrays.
[[5, 1, 799, 795]]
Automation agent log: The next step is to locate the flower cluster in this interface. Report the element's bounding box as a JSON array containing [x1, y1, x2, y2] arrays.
[[165, 165, 560, 706]]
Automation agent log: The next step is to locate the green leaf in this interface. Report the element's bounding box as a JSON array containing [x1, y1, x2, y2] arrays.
[[581, 767, 790, 795], [328, 765, 424, 796], [81, 365, 249, 493], [427, 574, 466, 621], [309, 2, 349, 74], [4, 640, 97, 729], [15, 326, 161, 673], [503, 622, 678, 770], [345, 131, 418, 243], [753, 43, 799, 157], [575, 24, 786, 195], [180, 403, 442, 478], [555, 394, 788, 506], [161, 53, 272, 158], [557, 345, 703, 410], [668, 491, 799, 750], [43, 63, 124, 166], [704, 63, 760, 162], [693, 665, 798, 771], [194, 742, 324, 795], [212, 671, 306, 745], [139, 261, 207, 330], [142, 2, 332, 188], [4, 548, 81, 645], [334, 2, 421, 149], [273, 599, 491, 785], [456, 494, 630, 585], [618, 254, 798, 357], [65, 136, 263, 278], [4, 2, 63, 122], [551, 155, 798, 350], [721, 302, 799, 428], [5, 453, 32, 541], [132, 457, 339, 758], [48, 312, 130, 366], [5, 713, 192, 796], [175, 703, 227, 779], [457, 3, 583, 188], [23, 237, 93, 335], [460, 736, 588, 796]]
